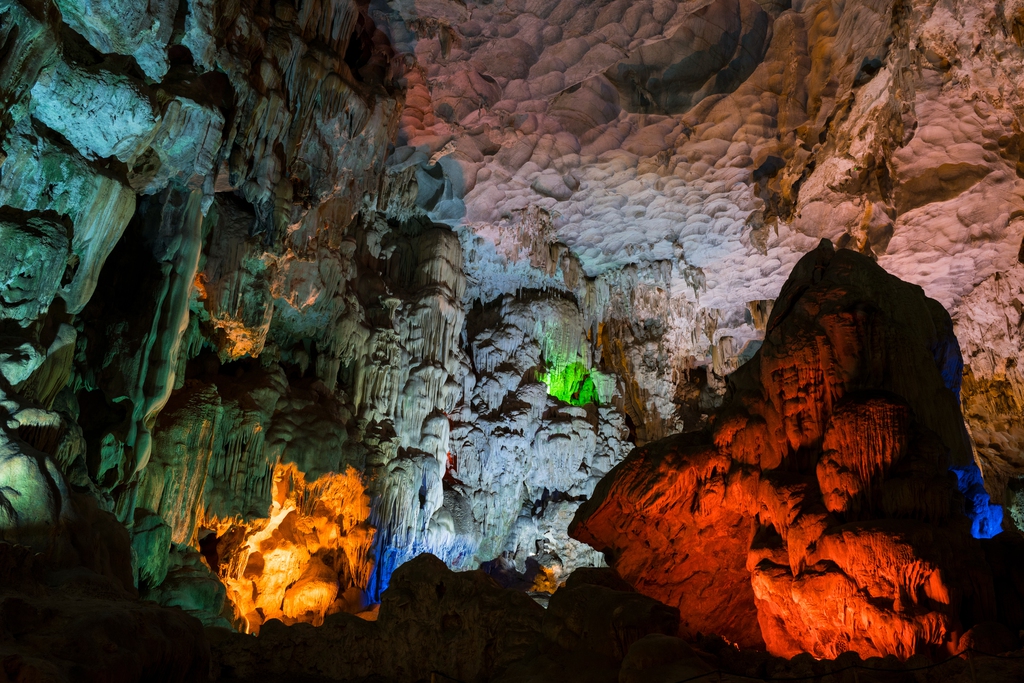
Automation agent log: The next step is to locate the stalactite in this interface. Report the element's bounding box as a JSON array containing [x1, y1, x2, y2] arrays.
[[138, 385, 222, 545], [3, 0, 1024, 674], [126, 191, 205, 489]]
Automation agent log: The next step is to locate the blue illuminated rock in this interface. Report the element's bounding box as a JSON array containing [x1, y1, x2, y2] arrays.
[[52, 0, 176, 79]]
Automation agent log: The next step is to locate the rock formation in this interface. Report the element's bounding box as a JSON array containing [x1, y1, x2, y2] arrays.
[[571, 240, 1020, 660], [222, 553, 898, 683], [0, 0, 1023, 676], [207, 551, 1024, 682], [0, 518, 209, 682]]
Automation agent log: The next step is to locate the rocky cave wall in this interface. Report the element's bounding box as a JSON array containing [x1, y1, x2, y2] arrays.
[[0, 0, 1023, 635]]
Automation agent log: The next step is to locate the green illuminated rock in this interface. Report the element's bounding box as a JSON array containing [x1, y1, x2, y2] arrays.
[[0, 430, 68, 549], [0, 122, 135, 314], [540, 361, 599, 406], [0, 0, 56, 137]]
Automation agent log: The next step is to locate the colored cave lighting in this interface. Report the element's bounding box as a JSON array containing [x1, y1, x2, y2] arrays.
[[203, 463, 375, 633], [367, 533, 476, 600], [539, 361, 599, 406], [950, 463, 1004, 539]]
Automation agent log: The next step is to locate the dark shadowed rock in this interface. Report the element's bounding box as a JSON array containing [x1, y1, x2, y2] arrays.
[[0, 543, 210, 683]]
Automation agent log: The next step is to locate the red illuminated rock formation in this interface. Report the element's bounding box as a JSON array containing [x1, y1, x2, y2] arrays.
[[571, 240, 1016, 659]]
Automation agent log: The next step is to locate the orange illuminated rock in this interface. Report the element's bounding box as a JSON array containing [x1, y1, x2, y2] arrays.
[[570, 432, 765, 649], [571, 241, 1013, 659], [204, 463, 375, 633]]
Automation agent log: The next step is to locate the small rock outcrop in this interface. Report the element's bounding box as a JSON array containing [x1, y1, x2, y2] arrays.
[[211, 553, 542, 682], [210, 552, 681, 683], [0, 543, 209, 683], [571, 240, 1023, 659], [208, 548, 1024, 683]]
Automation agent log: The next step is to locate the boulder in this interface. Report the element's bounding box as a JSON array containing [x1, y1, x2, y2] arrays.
[[571, 241, 1017, 659], [212, 553, 546, 683], [543, 582, 680, 662]]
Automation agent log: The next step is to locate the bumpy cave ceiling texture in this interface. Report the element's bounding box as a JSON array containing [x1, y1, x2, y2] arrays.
[[3, 0, 1024, 680]]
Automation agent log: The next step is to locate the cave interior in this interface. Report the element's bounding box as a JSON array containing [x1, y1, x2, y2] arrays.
[[2, 0, 1024, 681]]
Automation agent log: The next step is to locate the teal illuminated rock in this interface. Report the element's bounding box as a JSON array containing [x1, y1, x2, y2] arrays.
[[0, 0, 56, 137], [30, 61, 157, 162], [52, 0, 175, 80], [0, 121, 136, 313], [132, 508, 173, 589], [0, 209, 69, 324]]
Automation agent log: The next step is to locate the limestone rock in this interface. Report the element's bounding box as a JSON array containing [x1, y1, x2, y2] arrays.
[[618, 635, 716, 683], [571, 430, 765, 649], [0, 336, 45, 387], [955, 264, 1024, 509], [605, 0, 772, 115], [133, 508, 172, 590], [380, 0, 1024, 511], [205, 462, 374, 634], [0, 430, 67, 550], [53, 0, 176, 79], [543, 582, 680, 662], [145, 544, 229, 629], [956, 621, 1021, 656], [211, 552, 547, 683], [30, 60, 158, 163], [571, 241, 1017, 659], [0, 120, 136, 314], [0, 0, 56, 137], [0, 209, 69, 325], [128, 94, 225, 194], [2, 0, 1024, 672], [16, 323, 77, 410]]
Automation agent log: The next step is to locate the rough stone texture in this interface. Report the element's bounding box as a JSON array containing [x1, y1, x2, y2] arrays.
[[52, 0, 177, 79], [0, 120, 137, 314], [956, 264, 1024, 506], [211, 553, 547, 683], [211, 552, 687, 683], [571, 241, 1021, 659], [209, 551, 1024, 682], [0, 430, 68, 549], [30, 60, 159, 162], [0, 543, 210, 683], [375, 0, 1024, 502], [0, 209, 69, 325], [203, 462, 375, 634], [0, 0, 1023, 666]]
